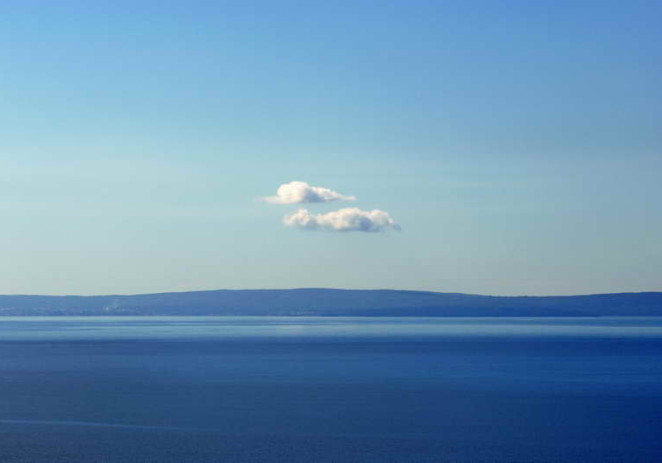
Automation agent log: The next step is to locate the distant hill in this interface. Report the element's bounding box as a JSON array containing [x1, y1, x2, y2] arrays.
[[0, 289, 661, 316]]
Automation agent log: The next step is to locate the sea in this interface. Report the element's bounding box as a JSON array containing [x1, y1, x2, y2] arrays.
[[1, 316, 661, 462]]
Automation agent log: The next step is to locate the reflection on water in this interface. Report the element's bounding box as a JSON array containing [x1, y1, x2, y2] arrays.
[[2, 316, 662, 341]]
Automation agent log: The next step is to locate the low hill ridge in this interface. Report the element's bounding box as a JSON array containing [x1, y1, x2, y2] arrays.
[[0, 289, 661, 316]]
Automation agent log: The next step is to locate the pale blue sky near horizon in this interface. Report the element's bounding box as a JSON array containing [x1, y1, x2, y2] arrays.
[[1, 0, 660, 296]]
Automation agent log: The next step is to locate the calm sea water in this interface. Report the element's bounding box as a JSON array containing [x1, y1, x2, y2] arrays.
[[1, 317, 661, 462]]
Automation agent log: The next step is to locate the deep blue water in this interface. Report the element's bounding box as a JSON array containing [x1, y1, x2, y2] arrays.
[[1, 317, 661, 462]]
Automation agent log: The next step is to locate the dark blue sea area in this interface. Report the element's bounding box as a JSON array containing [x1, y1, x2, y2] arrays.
[[1, 317, 661, 462]]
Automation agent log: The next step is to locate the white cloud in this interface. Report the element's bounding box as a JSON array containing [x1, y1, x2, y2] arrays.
[[263, 181, 356, 204], [283, 207, 400, 232]]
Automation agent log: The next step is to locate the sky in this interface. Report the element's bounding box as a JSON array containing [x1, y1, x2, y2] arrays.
[[0, 0, 660, 296]]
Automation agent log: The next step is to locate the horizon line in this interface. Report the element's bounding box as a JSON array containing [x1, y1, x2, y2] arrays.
[[1, 288, 660, 299]]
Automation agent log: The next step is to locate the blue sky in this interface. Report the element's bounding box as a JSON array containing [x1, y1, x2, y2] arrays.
[[1, 0, 660, 295]]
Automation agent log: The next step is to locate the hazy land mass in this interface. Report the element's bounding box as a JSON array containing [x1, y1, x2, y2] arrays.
[[0, 289, 661, 316]]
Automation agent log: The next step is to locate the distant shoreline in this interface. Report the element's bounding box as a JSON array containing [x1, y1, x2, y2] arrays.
[[0, 289, 660, 317]]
